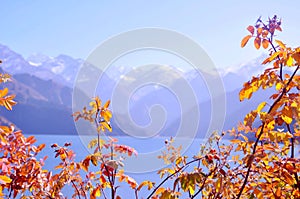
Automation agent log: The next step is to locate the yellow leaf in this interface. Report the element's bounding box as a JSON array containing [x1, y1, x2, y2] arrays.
[[269, 51, 281, 62], [286, 55, 293, 66], [89, 101, 96, 108], [241, 35, 252, 48], [60, 153, 67, 161], [102, 110, 112, 122], [0, 175, 12, 184], [266, 120, 275, 130], [257, 102, 267, 112], [275, 82, 282, 90], [216, 178, 222, 193], [275, 40, 286, 49], [103, 100, 110, 109], [101, 121, 112, 132], [189, 185, 195, 195], [92, 96, 101, 107], [0, 88, 8, 98], [291, 101, 297, 108]]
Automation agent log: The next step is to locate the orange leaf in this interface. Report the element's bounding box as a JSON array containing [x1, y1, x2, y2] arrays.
[[262, 30, 269, 38], [292, 52, 300, 64], [26, 136, 37, 144], [282, 170, 295, 185], [276, 26, 282, 31], [262, 39, 269, 49], [275, 187, 281, 197], [137, 181, 155, 191], [262, 57, 270, 65], [81, 156, 91, 172], [37, 143, 46, 152], [254, 37, 261, 49], [3, 100, 12, 111], [91, 155, 98, 166], [103, 100, 110, 109], [91, 187, 101, 199], [281, 106, 293, 124], [230, 139, 241, 144], [257, 27, 263, 35], [127, 176, 137, 189], [155, 187, 166, 195], [241, 35, 252, 48]]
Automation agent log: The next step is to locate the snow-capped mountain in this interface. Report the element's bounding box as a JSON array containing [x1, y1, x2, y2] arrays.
[[0, 43, 267, 94], [0, 43, 270, 137], [0, 44, 82, 87], [27, 53, 82, 86], [220, 54, 268, 91], [0, 44, 36, 74]]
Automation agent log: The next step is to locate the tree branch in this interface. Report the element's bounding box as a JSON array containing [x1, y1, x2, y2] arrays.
[[236, 65, 299, 199]]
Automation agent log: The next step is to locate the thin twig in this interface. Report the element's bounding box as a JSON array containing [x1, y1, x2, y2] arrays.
[[71, 180, 82, 199], [146, 158, 202, 199], [94, 99, 115, 199], [287, 123, 300, 191]]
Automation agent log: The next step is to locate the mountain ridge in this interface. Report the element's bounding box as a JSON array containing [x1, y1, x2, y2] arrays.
[[0, 43, 268, 137]]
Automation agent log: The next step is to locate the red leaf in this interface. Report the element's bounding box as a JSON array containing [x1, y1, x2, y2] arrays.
[[247, 25, 255, 35]]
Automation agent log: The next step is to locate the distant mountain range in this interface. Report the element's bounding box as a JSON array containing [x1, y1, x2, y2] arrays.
[[0, 43, 271, 138]]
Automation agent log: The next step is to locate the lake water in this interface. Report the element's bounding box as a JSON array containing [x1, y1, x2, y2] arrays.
[[32, 134, 216, 198], [30, 134, 299, 198]]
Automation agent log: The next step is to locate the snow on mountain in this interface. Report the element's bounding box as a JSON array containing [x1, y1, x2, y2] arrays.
[[220, 54, 268, 91], [0, 43, 272, 137], [0, 44, 36, 74], [27, 53, 82, 86], [27, 53, 52, 67], [0, 43, 271, 94]]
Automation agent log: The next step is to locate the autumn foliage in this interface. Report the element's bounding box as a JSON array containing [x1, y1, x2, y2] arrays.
[[0, 15, 299, 198]]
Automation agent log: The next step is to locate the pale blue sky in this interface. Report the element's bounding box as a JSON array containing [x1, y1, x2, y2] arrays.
[[0, 1, 299, 69]]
